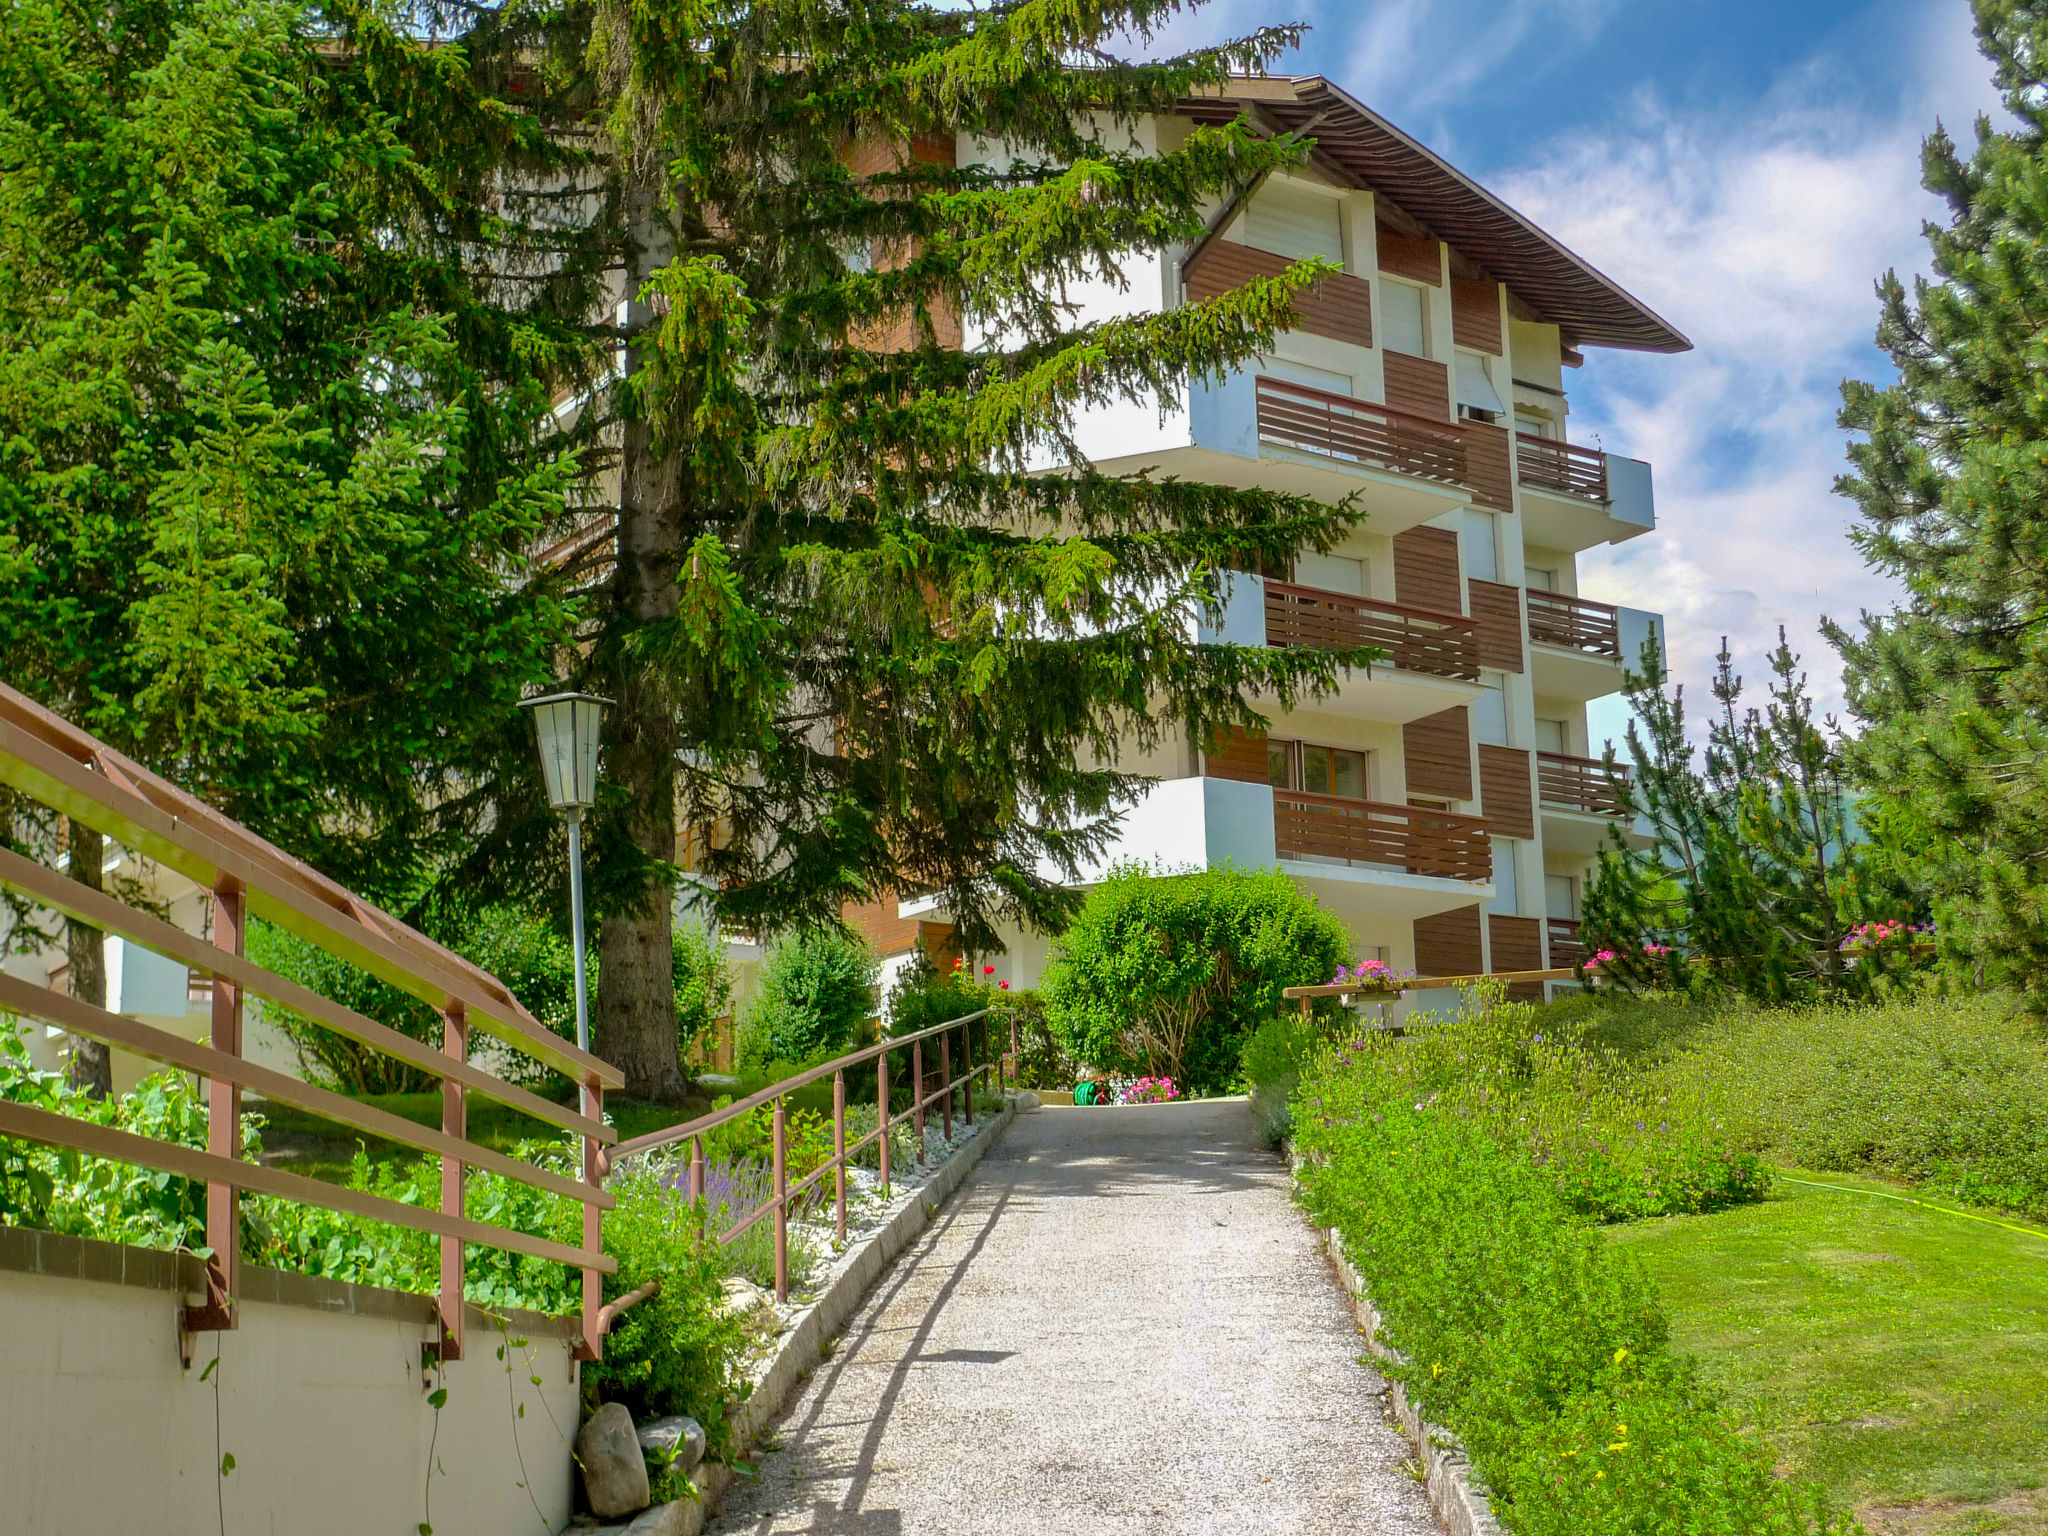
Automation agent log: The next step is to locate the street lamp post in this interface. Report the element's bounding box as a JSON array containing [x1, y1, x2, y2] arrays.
[[520, 692, 609, 1056]]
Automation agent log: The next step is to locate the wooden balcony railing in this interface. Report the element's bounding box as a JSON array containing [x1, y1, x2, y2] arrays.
[[1273, 791, 1491, 882], [1516, 432, 1609, 502], [1526, 588, 1622, 660], [1547, 917, 1588, 970], [1263, 581, 1480, 681], [1536, 750, 1631, 818], [1256, 375, 1468, 487]]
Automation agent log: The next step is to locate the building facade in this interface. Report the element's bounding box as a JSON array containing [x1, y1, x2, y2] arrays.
[[850, 75, 1688, 1008]]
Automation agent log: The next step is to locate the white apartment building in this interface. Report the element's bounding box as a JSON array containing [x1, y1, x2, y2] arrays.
[[851, 75, 1686, 1005]]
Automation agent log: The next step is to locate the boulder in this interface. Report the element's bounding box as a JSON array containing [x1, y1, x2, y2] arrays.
[[1014, 1091, 1042, 1112], [576, 1402, 650, 1520], [636, 1415, 707, 1475], [719, 1275, 777, 1328]]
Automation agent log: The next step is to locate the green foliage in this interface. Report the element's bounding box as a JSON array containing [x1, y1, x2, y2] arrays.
[[884, 942, 991, 1037], [1040, 864, 1350, 1093], [995, 990, 1077, 1092], [1547, 990, 2048, 1220], [672, 918, 734, 1059], [0, 0, 573, 897], [1239, 1014, 1321, 1146], [1294, 1025, 1853, 1536], [1584, 629, 1924, 1003], [250, 903, 579, 1095], [1826, 2, 2048, 1014], [739, 929, 878, 1069]]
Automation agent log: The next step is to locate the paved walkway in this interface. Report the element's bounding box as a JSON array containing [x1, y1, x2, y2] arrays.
[[709, 1099, 1443, 1536]]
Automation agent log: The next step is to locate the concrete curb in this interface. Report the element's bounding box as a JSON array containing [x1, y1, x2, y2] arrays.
[[1320, 1229, 1504, 1536], [608, 1096, 1019, 1536]]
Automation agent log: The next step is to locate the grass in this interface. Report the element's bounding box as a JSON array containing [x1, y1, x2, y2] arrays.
[[1607, 1166, 2048, 1535]]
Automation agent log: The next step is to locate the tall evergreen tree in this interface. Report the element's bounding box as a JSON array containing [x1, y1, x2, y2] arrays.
[[0, 0, 576, 897], [1828, 0, 2048, 1011], [340, 0, 1377, 1097]]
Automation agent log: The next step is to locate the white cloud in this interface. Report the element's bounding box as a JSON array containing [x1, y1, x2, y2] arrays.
[[1490, 3, 1997, 747], [1336, 0, 1621, 121]]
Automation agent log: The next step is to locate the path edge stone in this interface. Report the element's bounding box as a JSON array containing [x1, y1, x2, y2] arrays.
[[626, 1095, 1019, 1536], [1319, 1228, 1505, 1536]]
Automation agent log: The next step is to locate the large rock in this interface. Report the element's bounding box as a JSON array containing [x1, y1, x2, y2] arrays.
[[576, 1402, 650, 1520], [637, 1416, 707, 1475], [719, 1275, 777, 1329]]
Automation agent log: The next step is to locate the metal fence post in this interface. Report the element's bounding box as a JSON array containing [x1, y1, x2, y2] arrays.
[[941, 1031, 952, 1142], [877, 1049, 890, 1191], [772, 1098, 788, 1303], [833, 1069, 847, 1243], [437, 999, 468, 1362], [580, 1080, 605, 1361], [912, 1038, 924, 1152], [963, 1020, 974, 1127], [690, 1134, 705, 1202]]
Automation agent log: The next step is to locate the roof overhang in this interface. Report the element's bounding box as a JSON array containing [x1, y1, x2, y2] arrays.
[[1182, 77, 1692, 356]]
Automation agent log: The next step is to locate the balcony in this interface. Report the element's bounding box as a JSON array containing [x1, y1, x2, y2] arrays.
[[1273, 791, 1491, 881], [1514, 431, 1657, 554], [1527, 590, 1621, 659], [1263, 581, 1479, 682], [1537, 751, 1630, 855], [1255, 376, 1468, 488], [1527, 591, 1659, 703]]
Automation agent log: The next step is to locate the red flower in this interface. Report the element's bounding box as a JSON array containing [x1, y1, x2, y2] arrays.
[[999, 980, 1010, 990], [953, 957, 964, 970], [982, 964, 995, 975]]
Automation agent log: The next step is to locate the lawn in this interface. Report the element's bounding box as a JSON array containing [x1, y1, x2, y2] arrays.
[[1608, 1167, 2048, 1535]]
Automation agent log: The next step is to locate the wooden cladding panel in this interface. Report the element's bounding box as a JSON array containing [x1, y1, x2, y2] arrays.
[[1187, 240, 1373, 349], [1488, 913, 1546, 1001], [1463, 419, 1512, 513], [1204, 728, 1270, 785], [842, 895, 922, 956], [846, 132, 960, 351], [1477, 745, 1535, 840], [1384, 350, 1452, 422], [1451, 278, 1503, 354], [1393, 526, 1462, 613], [1414, 906, 1482, 978], [1403, 706, 1472, 800], [1468, 579, 1525, 673], [1377, 224, 1442, 285]]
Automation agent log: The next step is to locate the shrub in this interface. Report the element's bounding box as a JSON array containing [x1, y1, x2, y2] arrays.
[[1294, 1028, 1852, 1536], [996, 990, 1077, 1090], [1039, 863, 1349, 1094], [1240, 1014, 1321, 1146], [672, 916, 735, 1060], [738, 928, 878, 1068], [885, 942, 994, 1035]]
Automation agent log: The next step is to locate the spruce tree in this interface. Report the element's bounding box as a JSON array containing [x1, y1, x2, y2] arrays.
[[342, 0, 1376, 1096], [1828, 0, 2048, 1010]]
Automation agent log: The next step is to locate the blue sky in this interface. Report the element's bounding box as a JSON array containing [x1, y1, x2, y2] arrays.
[[1151, 0, 2001, 748]]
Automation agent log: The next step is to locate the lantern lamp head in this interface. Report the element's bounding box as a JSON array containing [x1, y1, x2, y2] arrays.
[[519, 691, 610, 811]]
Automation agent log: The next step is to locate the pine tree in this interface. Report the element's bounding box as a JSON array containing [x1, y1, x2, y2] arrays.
[[1828, 0, 2048, 1011], [340, 0, 1378, 1097]]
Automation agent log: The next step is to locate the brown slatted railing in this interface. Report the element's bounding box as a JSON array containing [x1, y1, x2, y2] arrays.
[[1256, 375, 1468, 486], [1547, 917, 1589, 971], [1526, 589, 1621, 660], [1263, 581, 1479, 681], [1515, 432, 1609, 502], [1273, 791, 1491, 882], [1536, 751, 1631, 818]]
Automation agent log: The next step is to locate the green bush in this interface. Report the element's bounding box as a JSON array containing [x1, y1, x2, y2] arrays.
[[739, 928, 878, 1068], [1039, 863, 1349, 1094], [997, 990, 1077, 1091], [884, 941, 992, 1036], [1240, 1015, 1321, 1146], [1546, 990, 2048, 1219], [1294, 1027, 1852, 1536]]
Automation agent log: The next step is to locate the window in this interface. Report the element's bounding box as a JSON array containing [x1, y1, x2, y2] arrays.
[[1525, 565, 1556, 592], [1473, 674, 1509, 747], [1514, 408, 1550, 438], [1301, 743, 1370, 800], [1455, 352, 1506, 419], [1545, 874, 1579, 922], [1267, 740, 1292, 790], [1488, 838, 1520, 915], [1534, 716, 1569, 755], [1379, 279, 1427, 356], [1245, 183, 1345, 265], [1461, 510, 1498, 584], [1263, 357, 1353, 396], [1293, 552, 1366, 596]]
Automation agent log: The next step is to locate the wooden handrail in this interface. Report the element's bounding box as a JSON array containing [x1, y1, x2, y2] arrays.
[[1535, 750, 1630, 817], [1525, 588, 1622, 660], [0, 680, 622, 1363], [1273, 790, 1491, 882], [1515, 431, 1608, 502], [1262, 581, 1479, 681], [1255, 375, 1469, 486]]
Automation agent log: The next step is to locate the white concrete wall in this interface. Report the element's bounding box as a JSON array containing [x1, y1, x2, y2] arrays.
[[0, 1264, 580, 1536]]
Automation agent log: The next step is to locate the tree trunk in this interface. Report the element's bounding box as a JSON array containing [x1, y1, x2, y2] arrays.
[[591, 171, 689, 1104], [63, 818, 111, 1098]]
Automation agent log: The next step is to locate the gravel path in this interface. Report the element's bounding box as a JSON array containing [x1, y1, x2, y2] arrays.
[[707, 1098, 1444, 1536]]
